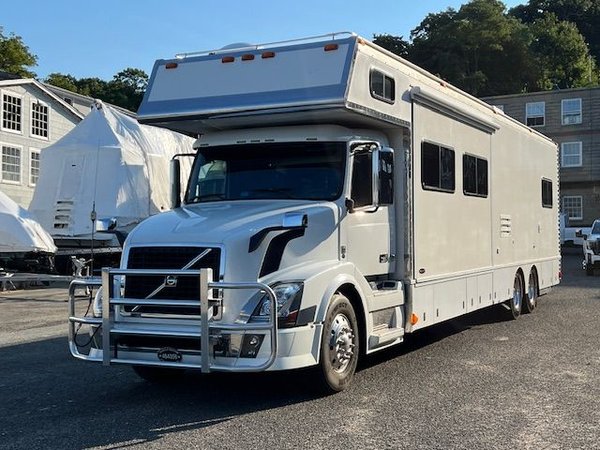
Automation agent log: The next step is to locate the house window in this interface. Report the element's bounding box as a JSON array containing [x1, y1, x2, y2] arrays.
[[1, 145, 22, 183], [463, 154, 488, 197], [562, 196, 582, 221], [31, 101, 49, 139], [422, 141, 455, 193], [562, 98, 582, 125], [1, 93, 22, 133], [370, 69, 395, 104], [561, 142, 582, 167], [30, 149, 40, 186], [526, 102, 545, 127], [542, 179, 553, 208]]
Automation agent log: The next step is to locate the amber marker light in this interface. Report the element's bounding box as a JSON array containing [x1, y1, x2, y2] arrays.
[[221, 56, 235, 63], [324, 43, 339, 51], [165, 62, 178, 69], [241, 54, 255, 61], [410, 313, 419, 326], [261, 51, 276, 59]]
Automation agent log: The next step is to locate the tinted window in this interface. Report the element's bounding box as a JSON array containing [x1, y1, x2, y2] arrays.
[[370, 70, 395, 103], [422, 142, 455, 193], [351, 152, 373, 208], [463, 154, 488, 197], [542, 179, 553, 208]]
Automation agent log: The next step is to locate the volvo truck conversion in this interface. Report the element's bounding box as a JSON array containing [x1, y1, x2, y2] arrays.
[[69, 33, 560, 392]]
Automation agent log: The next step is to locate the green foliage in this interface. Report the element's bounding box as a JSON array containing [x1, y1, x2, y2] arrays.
[[44, 68, 149, 112], [372, 34, 409, 58], [529, 13, 598, 90], [0, 27, 37, 78]]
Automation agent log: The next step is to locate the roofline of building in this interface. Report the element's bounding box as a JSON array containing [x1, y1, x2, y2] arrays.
[[44, 83, 137, 118], [482, 85, 600, 101], [0, 78, 85, 121]]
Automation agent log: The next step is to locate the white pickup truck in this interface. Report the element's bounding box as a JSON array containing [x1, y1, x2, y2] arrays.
[[579, 220, 600, 275]]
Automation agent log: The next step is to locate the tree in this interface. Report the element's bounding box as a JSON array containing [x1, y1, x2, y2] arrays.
[[0, 27, 37, 77], [510, 0, 600, 64], [373, 34, 410, 58], [528, 13, 598, 89], [409, 0, 536, 96], [45, 73, 79, 92]]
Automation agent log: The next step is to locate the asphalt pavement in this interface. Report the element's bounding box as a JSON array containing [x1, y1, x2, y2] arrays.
[[0, 251, 598, 450]]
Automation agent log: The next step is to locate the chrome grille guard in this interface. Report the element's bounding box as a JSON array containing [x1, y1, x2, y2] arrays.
[[68, 268, 278, 373]]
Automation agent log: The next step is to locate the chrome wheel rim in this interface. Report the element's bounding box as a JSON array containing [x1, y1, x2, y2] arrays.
[[513, 276, 523, 311], [328, 313, 355, 373], [528, 272, 537, 308]]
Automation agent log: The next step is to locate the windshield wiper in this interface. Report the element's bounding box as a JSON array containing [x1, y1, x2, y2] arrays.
[[187, 193, 226, 203]]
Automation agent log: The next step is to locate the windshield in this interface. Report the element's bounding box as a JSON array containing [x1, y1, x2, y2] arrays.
[[185, 142, 346, 203], [592, 222, 600, 235]]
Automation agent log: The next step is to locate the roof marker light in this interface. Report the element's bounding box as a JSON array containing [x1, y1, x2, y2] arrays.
[[165, 62, 178, 69], [222, 56, 235, 63], [324, 43, 339, 52], [241, 54, 255, 61], [261, 51, 276, 59]]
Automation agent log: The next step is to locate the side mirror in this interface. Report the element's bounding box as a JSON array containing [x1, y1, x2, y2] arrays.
[[345, 198, 355, 214], [170, 158, 181, 209], [96, 217, 117, 232]]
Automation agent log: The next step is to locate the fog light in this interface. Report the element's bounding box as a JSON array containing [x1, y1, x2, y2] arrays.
[[240, 334, 264, 358]]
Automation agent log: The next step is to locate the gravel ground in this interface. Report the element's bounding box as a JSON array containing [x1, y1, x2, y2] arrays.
[[0, 251, 598, 450]]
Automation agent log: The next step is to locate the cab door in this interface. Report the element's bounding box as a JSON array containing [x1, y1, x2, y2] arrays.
[[342, 142, 395, 277]]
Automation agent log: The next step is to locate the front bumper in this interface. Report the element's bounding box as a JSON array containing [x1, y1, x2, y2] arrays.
[[68, 268, 317, 373]]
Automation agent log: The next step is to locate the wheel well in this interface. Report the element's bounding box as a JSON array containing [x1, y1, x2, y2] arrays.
[[516, 268, 525, 287], [336, 283, 367, 357]]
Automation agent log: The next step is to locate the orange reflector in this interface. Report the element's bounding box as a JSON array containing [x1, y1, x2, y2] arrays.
[[241, 54, 255, 61], [262, 51, 276, 59], [165, 62, 178, 69], [221, 56, 235, 63], [324, 43, 339, 52], [410, 313, 419, 326]]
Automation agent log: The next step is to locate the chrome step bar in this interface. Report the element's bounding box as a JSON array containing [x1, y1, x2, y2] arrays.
[[68, 268, 278, 373]]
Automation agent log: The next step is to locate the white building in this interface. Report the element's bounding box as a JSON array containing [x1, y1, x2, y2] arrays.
[[0, 72, 85, 207]]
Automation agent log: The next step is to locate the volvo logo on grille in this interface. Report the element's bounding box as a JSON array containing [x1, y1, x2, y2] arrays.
[[165, 275, 178, 287], [157, 347, 182, 362]]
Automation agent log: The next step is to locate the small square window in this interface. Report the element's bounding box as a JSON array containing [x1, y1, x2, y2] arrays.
[[31, 101, 49, 139], [370, 70, 395, 104], [1, 145, 22, 184], [561, 142, 582, 167], [2, 93, 22, 133], [562, 98, 582, 125], [562, 195, 582, 220], [526, 102, 545, 127]]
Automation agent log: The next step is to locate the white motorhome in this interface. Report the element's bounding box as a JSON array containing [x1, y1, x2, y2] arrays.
[[69, 33, 560, 391]]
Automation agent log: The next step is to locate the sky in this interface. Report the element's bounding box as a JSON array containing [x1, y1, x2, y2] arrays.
[[2, 0, 525, 81]]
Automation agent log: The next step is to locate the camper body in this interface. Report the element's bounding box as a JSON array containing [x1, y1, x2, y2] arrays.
[[69, 33, 560, 390]]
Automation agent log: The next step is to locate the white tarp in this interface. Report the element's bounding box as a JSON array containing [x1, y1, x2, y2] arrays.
[[29, 103, 194, 237], [0, 190, 56, 254]]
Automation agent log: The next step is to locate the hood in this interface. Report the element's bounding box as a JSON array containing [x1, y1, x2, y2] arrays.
[[124, 200, 341, 281]]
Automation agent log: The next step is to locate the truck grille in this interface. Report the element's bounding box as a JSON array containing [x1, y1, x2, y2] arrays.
[[124, 246, 221, 314]]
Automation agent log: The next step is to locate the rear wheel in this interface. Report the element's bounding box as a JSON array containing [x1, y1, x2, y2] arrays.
[[316, 293, 359, 393], [132, 365, 186, 383], [507, 272, 523, 320], [524, 269, 538, 314]]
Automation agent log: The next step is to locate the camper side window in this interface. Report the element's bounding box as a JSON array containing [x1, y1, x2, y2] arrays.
[[542, 179, 553, 208], [421, 142, 455, 193], [370, 70, 395, 104], [463, 154, 488, 197]]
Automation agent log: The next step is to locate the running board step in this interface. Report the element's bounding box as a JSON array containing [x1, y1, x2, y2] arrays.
[[369, 326, 404, 348]]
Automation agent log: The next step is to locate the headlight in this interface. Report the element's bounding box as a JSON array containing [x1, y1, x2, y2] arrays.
[[251, 282, 304, 327]]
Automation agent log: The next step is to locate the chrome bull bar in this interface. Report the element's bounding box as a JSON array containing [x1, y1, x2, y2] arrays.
[[68, 268, 278, 373]]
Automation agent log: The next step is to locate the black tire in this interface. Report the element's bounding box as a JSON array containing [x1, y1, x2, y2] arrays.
[[523, 269, 538, 314], [316, 293, 359, 393], [586, 265, 594, 276], [132, 365, 186, 383], [507, 272, 523, 320]]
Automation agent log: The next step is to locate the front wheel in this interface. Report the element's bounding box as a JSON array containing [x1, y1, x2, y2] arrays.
[[316, 293, 359, 393]]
